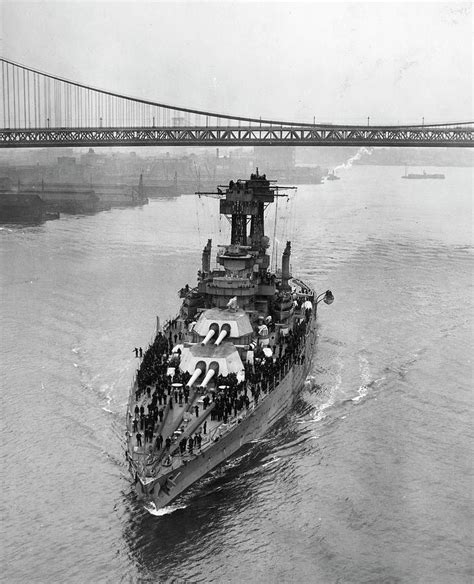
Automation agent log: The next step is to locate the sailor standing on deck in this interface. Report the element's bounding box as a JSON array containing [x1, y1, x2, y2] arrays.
[[256, 316, 270, 347], [303, 299, 313, 322]]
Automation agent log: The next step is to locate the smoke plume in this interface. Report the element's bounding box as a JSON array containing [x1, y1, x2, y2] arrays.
[[333, 147, 373, 172]]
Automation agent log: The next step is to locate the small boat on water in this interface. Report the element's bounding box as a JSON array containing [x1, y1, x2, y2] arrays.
[[125, 169, 333, 511], [326, 170, 340, 181]]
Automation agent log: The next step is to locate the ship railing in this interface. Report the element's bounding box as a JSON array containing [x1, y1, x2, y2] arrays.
[[205, 404, 258, 444], [125, 377, 140, 428], [208, 417, 240, 442], [154, 452, 183, 475]]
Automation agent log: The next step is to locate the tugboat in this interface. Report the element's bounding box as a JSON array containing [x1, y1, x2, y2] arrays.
[[125, 170, 333, 511], [326, 170, 340, 181]]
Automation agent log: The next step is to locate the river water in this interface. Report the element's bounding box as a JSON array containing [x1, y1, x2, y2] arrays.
[[1, 164, 472, 583]]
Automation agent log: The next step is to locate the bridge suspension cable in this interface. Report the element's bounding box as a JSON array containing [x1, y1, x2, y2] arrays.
[[1, 57, 473, 132], [0, 56, 308, 130]]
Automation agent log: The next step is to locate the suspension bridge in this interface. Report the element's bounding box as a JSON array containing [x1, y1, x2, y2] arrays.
[[1, 58, 473, 149]]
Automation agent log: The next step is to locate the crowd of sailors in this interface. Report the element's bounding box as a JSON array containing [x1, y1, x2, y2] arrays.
[[128, 311, 311, 473]]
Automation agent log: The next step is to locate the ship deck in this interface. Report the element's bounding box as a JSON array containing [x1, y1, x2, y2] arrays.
[[126, 312, 308, 478]]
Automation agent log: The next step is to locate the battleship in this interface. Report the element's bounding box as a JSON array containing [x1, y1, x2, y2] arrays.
[[125, 169, 333, 510]]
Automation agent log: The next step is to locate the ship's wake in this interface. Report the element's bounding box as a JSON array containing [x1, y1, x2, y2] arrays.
[[351, 353, 385, 403], [144, 501, 188, 516], [301, 352, 388, 428]]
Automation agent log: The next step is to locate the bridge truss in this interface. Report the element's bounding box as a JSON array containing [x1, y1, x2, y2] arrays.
[[1, 58, 473, 148]]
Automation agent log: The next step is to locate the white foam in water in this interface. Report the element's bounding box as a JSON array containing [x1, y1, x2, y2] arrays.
[[304, 375, 317, 390], [351, 388, 368, 403], [312, 370, 341, 422], [145, 501, 187, 516], [312, 396, 335, 422], [352, 354, 371, 402], [262, 456, 281, 468], [352, 354, 386, 403], [101, 388, 115, 413]]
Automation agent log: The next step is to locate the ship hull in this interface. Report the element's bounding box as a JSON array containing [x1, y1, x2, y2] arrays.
[[402, 174, 445, 179], [135, 318, 317, 509]]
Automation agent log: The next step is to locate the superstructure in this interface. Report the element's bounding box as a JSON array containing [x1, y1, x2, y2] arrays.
[[125, 169, 333, 510]]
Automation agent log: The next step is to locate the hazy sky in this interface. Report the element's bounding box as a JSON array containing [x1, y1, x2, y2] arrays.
[[1, 1, 472, 125]]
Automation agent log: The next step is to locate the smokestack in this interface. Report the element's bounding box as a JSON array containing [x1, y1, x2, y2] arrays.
[[281, 241, 291, 291]]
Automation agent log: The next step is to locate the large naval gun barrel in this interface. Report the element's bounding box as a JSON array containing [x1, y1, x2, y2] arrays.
[[215, 323, 231, 346], [201, 323, 220, 346], [186, 360, 206, 387], [200, 362, 219, 388]]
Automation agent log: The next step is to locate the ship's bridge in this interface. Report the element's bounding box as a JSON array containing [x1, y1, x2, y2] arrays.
[[217, 244, 255, 274]]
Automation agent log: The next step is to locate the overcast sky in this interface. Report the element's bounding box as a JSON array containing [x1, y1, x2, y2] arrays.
[[1, 1, 472, 125]]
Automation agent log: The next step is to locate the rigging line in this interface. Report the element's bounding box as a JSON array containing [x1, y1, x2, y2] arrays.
[[195, 192, 202, 249], [282, 196, 291, 247], [271, 194, 279, 273], [283, 195, 291, 246], [287, 190, 297, 248], [292, 193, 298, 245]]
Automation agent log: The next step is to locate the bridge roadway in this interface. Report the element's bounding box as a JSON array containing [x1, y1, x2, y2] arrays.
[[1, 123, 473, 148]]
